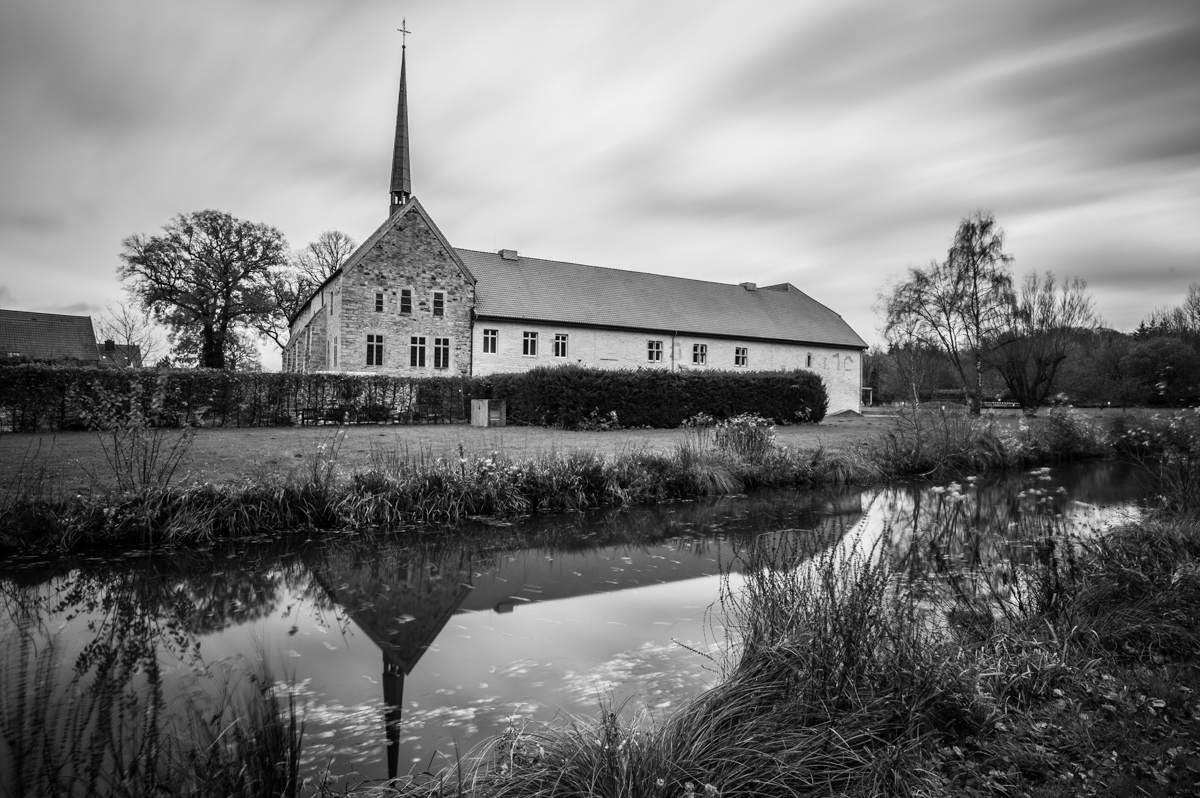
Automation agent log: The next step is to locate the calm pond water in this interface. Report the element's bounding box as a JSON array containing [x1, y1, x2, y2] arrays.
[[0, 461, 1150, 789]]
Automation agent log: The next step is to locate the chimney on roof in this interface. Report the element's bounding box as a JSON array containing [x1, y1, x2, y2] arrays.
[[741, 282, 757, 291], [104, 339, 115, 351], [499, 249, 519, 261]]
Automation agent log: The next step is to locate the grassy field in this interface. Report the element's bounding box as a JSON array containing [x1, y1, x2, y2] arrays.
[[0, 413, 901, 493]]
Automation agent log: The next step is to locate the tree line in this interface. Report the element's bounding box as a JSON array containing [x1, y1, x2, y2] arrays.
[[873, 209, 1200, 412]]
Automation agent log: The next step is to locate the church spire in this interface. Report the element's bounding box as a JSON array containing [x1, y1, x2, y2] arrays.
[[389, 20, 412, 215]]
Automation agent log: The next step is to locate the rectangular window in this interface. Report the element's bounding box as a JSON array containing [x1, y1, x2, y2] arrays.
[[333, 336, 338, 367], [647, 340, 662, 362], [806, 353, 813, 368], [432, 291, 445, 317], [734, 346, 748, 367], [523, 331, 538, 357], [483, 328, 498, 354], [433, 337, 450, 369], [374, 292, 384, 312], [410, 336, 426, 367], [553, 333, 568, 358], [692, 343, 707, 365], [366, 334, 383, 366], [400, 289, 412, 315]]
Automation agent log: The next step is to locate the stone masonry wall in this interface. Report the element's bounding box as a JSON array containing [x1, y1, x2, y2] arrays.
[[285, 307, 328, 373], [472, 320, 861, 414], [336, 210, 474, 377]]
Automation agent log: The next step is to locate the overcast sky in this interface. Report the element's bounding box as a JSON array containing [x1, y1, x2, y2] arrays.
[[1, 0, 1198, 368]]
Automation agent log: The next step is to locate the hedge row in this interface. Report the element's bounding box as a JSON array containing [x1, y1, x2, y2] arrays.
[[0, 364, 827, 432], [477, 365, 827, 428], [0, 365, 470, 431]]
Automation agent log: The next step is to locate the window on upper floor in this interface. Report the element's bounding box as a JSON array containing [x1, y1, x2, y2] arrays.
[[433, 291, 445, 317], [806, 352, 813, 368], [483, 329, 498, 354], [647, 340, 662, 362], [400, 289, 412, 315], [523, 331, 538, 357], [692, 343, 707, 365], [554, 333, 568, 358], [410, 336, 426, 367], [735, 347, 748, 367], [434, 337, 450, 369], [375, 292, 384, 312], [366, 334, 383, 366]]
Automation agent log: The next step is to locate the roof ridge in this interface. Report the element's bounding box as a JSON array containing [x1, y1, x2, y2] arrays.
[[0, 308, 95, 321], [454, 248, 767, 290]]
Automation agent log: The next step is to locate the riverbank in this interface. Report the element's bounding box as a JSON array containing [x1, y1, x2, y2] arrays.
[[0, 408, 1112, 555]]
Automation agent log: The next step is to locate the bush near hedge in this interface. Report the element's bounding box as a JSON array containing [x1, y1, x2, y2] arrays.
[[475, 365, 827, 428], [0, 364, 470, 431]]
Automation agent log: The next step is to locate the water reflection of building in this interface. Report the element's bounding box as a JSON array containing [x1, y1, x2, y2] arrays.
[[311, 490, 864, 778]]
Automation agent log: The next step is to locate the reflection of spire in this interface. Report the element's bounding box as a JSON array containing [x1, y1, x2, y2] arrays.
[[383, 660, 404, 780], [389, 20, 412, 216], [311, 550, 476, 779]]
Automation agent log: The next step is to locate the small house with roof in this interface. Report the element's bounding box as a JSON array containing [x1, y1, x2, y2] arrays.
[[283, 44, 867, 414]]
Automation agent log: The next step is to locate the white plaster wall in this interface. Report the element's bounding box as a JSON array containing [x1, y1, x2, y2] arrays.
[[472, 321, 861, 414]]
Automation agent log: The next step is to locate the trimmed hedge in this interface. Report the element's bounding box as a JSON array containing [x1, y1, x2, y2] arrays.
[[0, 364, 470, 431], [475, 365, 827, 428]]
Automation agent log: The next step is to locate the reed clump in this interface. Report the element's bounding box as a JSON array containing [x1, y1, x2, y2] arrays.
[[868, 404, 1109, 479]]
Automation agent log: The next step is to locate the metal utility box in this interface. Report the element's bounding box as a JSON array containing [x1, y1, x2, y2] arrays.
[[470, 399, 506, 427]]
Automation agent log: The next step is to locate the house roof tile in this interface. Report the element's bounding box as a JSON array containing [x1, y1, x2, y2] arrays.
[[457, 250, 867, 349], [0, 309, 100, 361]]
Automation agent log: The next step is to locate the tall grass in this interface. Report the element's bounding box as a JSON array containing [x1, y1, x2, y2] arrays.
[[0, 626, 306, 798], [869, 404, 1109, 479]]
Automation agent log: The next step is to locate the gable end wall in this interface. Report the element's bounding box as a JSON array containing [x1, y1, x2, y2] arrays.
[[336, 213, 473, 376]]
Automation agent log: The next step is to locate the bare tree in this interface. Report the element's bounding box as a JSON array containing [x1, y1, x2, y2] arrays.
[[1140, 281, 1200, 344], [266, 230, 358, 344], [94, 300, 165, 365], [988, 272, 1099, 412], [293, 230, 356, 288], [882, 210, 1014, 413]]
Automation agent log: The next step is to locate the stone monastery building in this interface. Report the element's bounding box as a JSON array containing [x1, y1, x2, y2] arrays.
[[284, 44, 867, 414]]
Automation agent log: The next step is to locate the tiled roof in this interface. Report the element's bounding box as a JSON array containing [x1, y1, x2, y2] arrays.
[[97, 342, 143, 367], [457, 250, 867, 349], [0, 308, 100, 361]]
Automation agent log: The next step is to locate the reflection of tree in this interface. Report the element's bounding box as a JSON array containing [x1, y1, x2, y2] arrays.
[[5, 551, 292, 681], [878, 463, 1148, 586]]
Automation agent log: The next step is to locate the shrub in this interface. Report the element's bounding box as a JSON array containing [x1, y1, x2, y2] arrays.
[[475, 365, 827, 428]]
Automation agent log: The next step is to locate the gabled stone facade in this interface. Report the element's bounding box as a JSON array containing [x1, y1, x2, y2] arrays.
[[284, 201, 474, 379]]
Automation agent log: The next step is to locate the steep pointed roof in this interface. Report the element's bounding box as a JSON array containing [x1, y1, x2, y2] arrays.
[[389, 46, 412, 207]]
